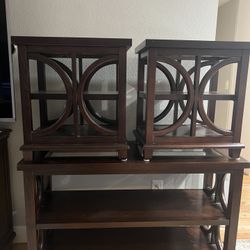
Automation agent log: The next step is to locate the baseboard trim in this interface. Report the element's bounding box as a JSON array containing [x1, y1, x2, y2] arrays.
[[13, 226, 26, 243]]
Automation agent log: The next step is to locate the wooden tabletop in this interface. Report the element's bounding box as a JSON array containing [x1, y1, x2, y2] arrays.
[[135, 39, 250, 53], [18, 142, 250, 174], [12, 36, 132, 49]]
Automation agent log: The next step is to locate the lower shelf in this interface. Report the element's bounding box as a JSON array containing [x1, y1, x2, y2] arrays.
[[45, 227, 216, 250], [37, 190, 227, 229]]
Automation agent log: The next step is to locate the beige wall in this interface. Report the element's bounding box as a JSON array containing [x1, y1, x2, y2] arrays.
[[215, 0, 239, 128], [236, 0, 250, 164], [2, 0, 219, 242], [216, 0, 250, 164], [217, 0, 238, 40]]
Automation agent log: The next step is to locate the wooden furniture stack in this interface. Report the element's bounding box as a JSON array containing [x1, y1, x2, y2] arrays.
[[0, 130, 15, 250], [14, 37, 250, 250]]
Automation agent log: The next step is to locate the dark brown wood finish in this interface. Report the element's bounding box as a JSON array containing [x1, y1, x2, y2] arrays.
[[12, 36, 132, 48], [17, 157, 250, 175], [18, 143, 249, 250], [207, 67, 219, 121], [117, 48, 127, 159], [23, 172, 38, 250], [18, 142, 250, 175], [0, 130, 15, 250], [12, 36, 132, 160], [136, 55, 145, 130], [37, 62, 48, 128], [37, 190, 228, 229], [224, 170, 244, 250], [135, 39, 250, 53], [18, 46, 33, 144], [17, 139, 249, 249], [45, 227, 217, 250], [230, 54, 250, 157], [134, 39, 250, 160]]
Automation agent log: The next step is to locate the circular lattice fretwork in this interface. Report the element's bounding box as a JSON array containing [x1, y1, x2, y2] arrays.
[[198, 57, 240, 136], [29, 54, 73, 136], [153, 57, 194, 136], [78, 56, 119, 135]]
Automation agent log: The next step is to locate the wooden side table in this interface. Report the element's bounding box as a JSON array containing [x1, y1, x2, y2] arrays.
[[0, 130, 15, 250], [12, 36, 132, 160], [134, 40, 250, 160]]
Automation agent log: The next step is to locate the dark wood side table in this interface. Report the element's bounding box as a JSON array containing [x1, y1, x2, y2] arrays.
[[0, 130, 15, 250], [12, 36, 132, 161], [134, 40, 250, 160]]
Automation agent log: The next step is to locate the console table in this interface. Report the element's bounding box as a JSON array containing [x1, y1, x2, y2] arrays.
[[18, 143, 250, 250], [134, 40, 250, 160]]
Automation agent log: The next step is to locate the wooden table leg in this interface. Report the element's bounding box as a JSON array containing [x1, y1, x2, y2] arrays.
[[23, 172, 38, 250], [203, 173, 214, 190], [223, 170, 244, 250]]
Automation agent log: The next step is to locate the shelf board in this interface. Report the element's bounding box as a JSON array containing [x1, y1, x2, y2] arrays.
[[37, 189, 228, 229], [139, 91, 235, 101], [136, 124, 237, 142], [18, 142, 250, 174], [28, 124, 119, 144], [12, 36, 132, 49], [30, 91, 118, 100], [45, 227, 216, 250], [153, 124, 222, 137], [135, 39, 250, 53]]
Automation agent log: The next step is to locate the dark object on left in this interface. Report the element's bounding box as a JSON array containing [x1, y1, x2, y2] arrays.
[[0, 0, 14, 119], [0, 130, 15, 250]]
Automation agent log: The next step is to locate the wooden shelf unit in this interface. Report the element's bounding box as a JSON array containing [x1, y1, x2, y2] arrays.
[[17, 142, 250, 250], [37, 189, 228, 229], [14, 38, 250, 250]]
